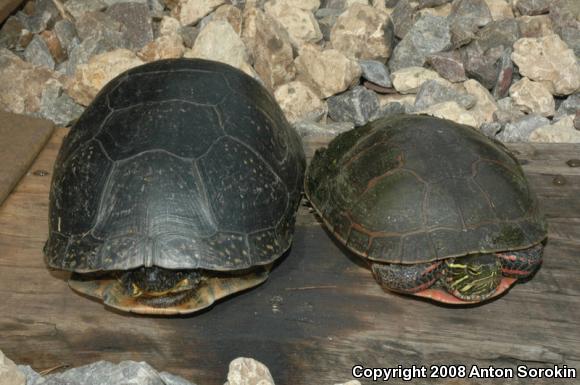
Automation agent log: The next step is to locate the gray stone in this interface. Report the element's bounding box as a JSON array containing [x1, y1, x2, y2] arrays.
[[40, 79, 84, 126], [24, 35, 55, 69], [65, 32, 130, 76], [64, 0, 107, 19], [516, 0, 551, 16], [75, 12, 128, 43], [39, 361, 167, 385], [106, 2, 154, 50], [359, 60, 391, 88], [549, 0, 580, 57], [448, 0, 492, 47], [15, 10, 52, 34], [391, 0, 418, 39], [159, 372, 196, 385], [494, 97, 526, 123], [327, 86, 380, 126], [555, 93, 580, 120], [418, 0, 452, 8], [318, 14, 339, 41], [480, 121, 502, 138], [371, 102, 406, 121], [414, 80, 476, 110], [293, 120, 355, 138], [0, 17, 24, 49], [315, 8, 343, 18], [425, 51, 467, 82], [496, 114, 550, 142], [54, 19, 79, 55], [492, 48, 513, 99], [180, 26, 199, 48], [388, 15, 452, 72]]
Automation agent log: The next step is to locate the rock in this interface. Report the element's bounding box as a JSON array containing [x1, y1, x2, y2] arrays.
[[555, 93, 580, 120], [0, 17, 24, 49], [414, 80, 476, 110], [391, 66, 444, 94], [273, 0, 321, 12], [425, 51, 467, 82], [40, 79, 84, 126], [0, 350, 25, 385], [317, 13, 339, 41], [327, 85, 379, 126], [483, 0, 513, 20], [462, 19, 520, 89], [265, 2, 322, 49], [40, 30, 67, 64], [66, 49, 144, 106], [517, 15, 553, 38], [180, 26, 199, 48], [64, 0, 107, 19], [516, 0, 551, 16], [17, 365, 42, 385], [414, 101, 478, 126], [185, 20, 255, 77], [549, 0, 580, 57], [225, 357, 275, 385], [159, 372, 197, 385], [448, 0, 492, 47], [494, 97, 526, 123], [75, 11, 132, 49], [242, 8, 295, 91], [509, 78, 555, 117], [212, 5, 243, 34], [359, 60, 391, 87], [377, 93, 417, 108], [138, 34, 185, 61], [293, 120, 354, 138], [0, 49, 56, 114], [371, 101, 407, 120], [295, 45, 361, 98], [530, 115, 580, 142], [24, 34, 55, 70], [274, 81, 327, 122], [16, 7, 55, 34], [175, 0, 225, 26], [53, 19, 79, 55], [388, 15, 451, 72], [496, 114, 549, 141], [106, 2, 154, 50], [42, 361, 164, 385], [511, 34, 580, 96], [391, 0, 418, 39], [480, 121, 503, 138], [418, 0, 452, 9], [492, 47, 513, 98], [330, 3, 394, 62], [464, 78, 497, 125], [416, 2, 453, 17], [159, 16, 182, 36]]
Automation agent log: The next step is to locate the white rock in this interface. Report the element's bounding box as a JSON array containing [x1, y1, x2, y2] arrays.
[[377, 93, 416, 107], [295, 45, 362, 98], [529, 115, 580, 142], [159, 16, 182, 36], [330, 3, 393, 62], [242, 8, 295, 91], [138, 34, 185, 62], [269, 0, 320, 12], [511, 34, 580, 96], [483, 0, 513, 20], [185, 20, 256, 78], [225, 357, 275, 385], [274, 81, 327, 122], [391, 67, 445, 94], [417, 3, 453, 18], [175, 0, 225, 26], [509, 77, 555, 117], [212, 5, 243, 35], [463, 79, 498, 126], [414, 101, 478, 127], [66, 49, 144, 106], [0, 350, 25, 385], [264, 2, 322, 49]]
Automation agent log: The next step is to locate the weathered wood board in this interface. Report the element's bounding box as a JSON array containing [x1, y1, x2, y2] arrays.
[[0, 110, 54, 206], [0, 128, 579, 385]]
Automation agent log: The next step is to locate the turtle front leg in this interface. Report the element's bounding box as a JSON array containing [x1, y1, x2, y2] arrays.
[[496, 243, 544, 278], [371, 261, 445, 294]]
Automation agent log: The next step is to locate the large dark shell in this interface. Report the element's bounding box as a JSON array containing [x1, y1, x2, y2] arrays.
[[305, 114, 547, 264], [45, 59, 305, 272]]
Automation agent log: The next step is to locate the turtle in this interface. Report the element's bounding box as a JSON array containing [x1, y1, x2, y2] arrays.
[[44, 58, 305, 315], [305, 114, 547, 304]]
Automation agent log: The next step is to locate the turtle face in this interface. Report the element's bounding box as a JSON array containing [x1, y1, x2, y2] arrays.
[[444, 254, 502, 302], [120, 267, 202, 307]]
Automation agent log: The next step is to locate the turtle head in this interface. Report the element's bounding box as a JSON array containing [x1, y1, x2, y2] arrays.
[[120, 267, 202, 306], [444, 253, 502, 302]]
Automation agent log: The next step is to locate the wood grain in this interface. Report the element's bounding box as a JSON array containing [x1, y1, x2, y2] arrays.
[[0, 128, 579, 385]]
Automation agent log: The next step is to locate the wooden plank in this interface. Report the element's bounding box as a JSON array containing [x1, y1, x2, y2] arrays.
[[0, 0, 24, 23], [0, 129, 579, 385], [0, 110, 54, 206]]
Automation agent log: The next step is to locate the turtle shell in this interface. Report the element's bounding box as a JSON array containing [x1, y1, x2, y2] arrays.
[[305, 114, 547, 264], [44, 58, 305, 273]]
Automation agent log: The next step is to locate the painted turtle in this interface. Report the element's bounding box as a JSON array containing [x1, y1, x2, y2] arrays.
[[44, 59, 305, 315], [305, 114, 547, 304]]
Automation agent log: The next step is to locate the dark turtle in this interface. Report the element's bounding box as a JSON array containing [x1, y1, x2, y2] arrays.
[[44, 59, 305, 315], [305, 114, 547, 304]]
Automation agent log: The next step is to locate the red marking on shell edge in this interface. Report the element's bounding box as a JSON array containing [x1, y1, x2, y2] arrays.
[[501, 268, 532, 277], [412, 277, 517, 304]]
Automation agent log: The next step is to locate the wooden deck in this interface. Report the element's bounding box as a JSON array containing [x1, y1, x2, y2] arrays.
[[0, 128, 579, 385]]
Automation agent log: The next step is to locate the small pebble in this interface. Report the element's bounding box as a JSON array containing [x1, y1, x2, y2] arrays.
[[566, 159, 580, 167], [552, 175, 567, 185]]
